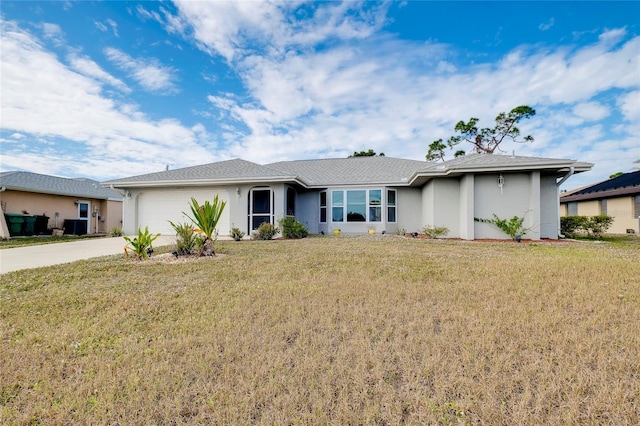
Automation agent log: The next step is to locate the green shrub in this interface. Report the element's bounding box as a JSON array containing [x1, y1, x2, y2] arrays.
[[561, 215, 614, 238], [123, 227, 160, 259], [475, 214, 529, 241], [423, 225, 449, 239], [169, 221, 202, 255], [278, 217, 309, 239], [252, 222, 279, 240], [588, 215, 614, 237], [108, 226, 124, 237], [560, 216, 589, 238], [230, 227, 245, 241]]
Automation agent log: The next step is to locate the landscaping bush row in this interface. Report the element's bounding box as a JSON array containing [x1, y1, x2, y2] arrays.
[[560, 215, 613, 238]]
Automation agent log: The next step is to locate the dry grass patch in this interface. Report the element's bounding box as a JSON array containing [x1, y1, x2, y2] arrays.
[[1, 237, 639, 424]]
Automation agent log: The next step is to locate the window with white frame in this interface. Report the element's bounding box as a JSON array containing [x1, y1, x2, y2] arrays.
[[369, 189, 381, 222], [346, 190, 366, 221], [330, 189, 390, 222], [320, 191, 327, 223], [332, 191, 344, 222], [387, 189, 397, 222]]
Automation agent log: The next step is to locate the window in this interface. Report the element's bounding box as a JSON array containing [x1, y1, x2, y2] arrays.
[[567, 202, 578, 216], [369, 189, 381, 222], [320, 191, 327, 223], [250, 188, 273, 230], [332, 191, 344, 222], [600, 199, 607, 215], [78, 202, 89, 219], [346, 190, 366, 221], [387, 190, 397, 222], [331, 189, 392, 223], [286, 187, 296, 216], [634, 196, 640, 218]]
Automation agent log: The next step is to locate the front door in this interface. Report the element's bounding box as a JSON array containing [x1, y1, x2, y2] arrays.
[[249, 188, 273, 230], [77, 201, 90, 235]]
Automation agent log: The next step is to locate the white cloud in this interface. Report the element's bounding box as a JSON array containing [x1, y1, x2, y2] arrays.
[[39, 22, 64, 46], [0, 19, 216, 179], [95, 19, 119, 37], [104, 47, 178, 93], [599, 27, 626, 45], [68, 54, 130, 93], [538, 18, 554, 31], [572, 102, 610, 122], [617, 91, 640, 122]]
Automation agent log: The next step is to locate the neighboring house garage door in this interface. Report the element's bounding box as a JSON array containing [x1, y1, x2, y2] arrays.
[[137, 189, 230, 235]]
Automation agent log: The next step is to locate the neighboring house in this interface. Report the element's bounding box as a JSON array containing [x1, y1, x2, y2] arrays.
[[0, 171, 123, 237], [560, 170, 640, 234], [105, 154, 592, 240]]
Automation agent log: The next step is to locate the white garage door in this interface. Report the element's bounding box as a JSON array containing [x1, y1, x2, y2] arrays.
[[138, 189, 230, 236]]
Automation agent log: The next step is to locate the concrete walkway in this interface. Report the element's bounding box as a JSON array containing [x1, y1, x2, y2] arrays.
[[0, 235, 177, 274]]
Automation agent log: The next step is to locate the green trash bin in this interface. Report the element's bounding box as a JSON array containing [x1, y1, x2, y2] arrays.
[[23, 216, 37, 235], [5, 214, 25, 236]]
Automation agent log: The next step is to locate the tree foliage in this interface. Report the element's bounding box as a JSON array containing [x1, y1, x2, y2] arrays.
[[350, 149, 384, 157], [427, 105, 536, 161]]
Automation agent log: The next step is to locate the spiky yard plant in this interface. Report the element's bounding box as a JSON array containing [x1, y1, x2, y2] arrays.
[[184, 196, 226, 256], [123, 226, 160, 259], [168, 221, 201, 256]]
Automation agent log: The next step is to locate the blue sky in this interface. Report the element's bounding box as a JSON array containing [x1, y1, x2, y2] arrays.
[[1, 1, 638, 189]]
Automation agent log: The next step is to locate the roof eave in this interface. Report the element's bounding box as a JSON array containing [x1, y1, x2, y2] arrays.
[[104, 176, 308, 189], [3, 185, 118, 200], [408, 161, 594, 185]]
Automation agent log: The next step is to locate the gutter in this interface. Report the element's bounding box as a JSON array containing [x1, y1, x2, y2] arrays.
[[556, 166, 574, 239], [556, 166, 574, 187]]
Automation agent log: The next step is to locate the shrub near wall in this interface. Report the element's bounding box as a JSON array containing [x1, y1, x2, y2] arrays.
[[561, 215, 614, 238], [278, 217, 309, 239]]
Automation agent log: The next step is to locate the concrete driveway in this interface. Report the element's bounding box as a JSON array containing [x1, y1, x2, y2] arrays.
[[0, 235, 177, 274]]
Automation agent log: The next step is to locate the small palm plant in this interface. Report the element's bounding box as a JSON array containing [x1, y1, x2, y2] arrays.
[[185, 196, 226, 256], [123, 226, 160, 259]]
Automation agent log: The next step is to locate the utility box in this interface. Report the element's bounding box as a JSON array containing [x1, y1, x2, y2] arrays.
[[63, 219, 88, 235]]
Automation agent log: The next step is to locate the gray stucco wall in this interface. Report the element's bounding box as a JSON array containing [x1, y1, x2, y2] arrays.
[[295, 190, 320, 234], [433, 179, 460, 237], [396, 187, 422, 234], [421, 179, 461, 238], [474, 173, 532, 239], [539, 174, 559, 238]]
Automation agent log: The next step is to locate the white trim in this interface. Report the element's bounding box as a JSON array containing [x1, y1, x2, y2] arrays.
[[249, 187, 274, 230]]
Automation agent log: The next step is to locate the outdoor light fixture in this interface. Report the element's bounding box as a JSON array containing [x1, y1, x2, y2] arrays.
[[126, 191, 132, 198], [236, 187, 241, 197], [498, 174, 505, 194]]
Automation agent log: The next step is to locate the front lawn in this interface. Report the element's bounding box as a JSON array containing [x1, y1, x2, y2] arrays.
[[0, 234, 107, 249], [1, 237, 638, 424]]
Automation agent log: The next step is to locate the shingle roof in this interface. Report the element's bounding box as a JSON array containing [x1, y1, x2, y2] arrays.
[[560, 170, 640, 202], [103, 159, 296, 187], [267, 157, 430, 186], [0, 171, 123, 200], [104, 154, 593, 189]]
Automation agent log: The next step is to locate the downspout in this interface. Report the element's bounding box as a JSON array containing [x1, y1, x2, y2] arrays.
[[556, 166, 574, 238], [556, 166, 574, 187]]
